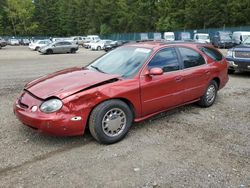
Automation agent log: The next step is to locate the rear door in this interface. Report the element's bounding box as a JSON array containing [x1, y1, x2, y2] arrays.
[[140, 47, 185, 116], [176, 47, 210, 103]]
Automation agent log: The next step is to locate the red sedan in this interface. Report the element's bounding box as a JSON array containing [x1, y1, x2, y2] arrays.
[[14, 42, 228, 144]]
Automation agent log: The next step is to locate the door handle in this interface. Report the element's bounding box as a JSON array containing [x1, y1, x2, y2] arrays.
[[175, 76, 183, 82]]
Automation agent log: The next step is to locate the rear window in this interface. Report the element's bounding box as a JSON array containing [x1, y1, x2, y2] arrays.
[[200, 47, 223, 61]]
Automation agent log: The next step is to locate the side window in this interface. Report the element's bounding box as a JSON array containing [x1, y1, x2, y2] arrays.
[[148, 48, 180, 72], [178, 47, 205, 68], [200, 46, 223, 61]]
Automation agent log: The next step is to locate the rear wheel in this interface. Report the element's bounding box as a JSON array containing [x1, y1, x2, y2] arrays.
[[198, 80, 218, 107], [35, 46, 39, 51], [89, 99, 133, 144], [97, 46, 101, 51]]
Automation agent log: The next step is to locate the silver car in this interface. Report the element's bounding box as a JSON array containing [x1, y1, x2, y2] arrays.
[[38, 41, 79, 54]]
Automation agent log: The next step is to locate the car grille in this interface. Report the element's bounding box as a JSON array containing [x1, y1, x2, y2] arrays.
[[234, 61, 250, 69], [234, 51, 250, 58]]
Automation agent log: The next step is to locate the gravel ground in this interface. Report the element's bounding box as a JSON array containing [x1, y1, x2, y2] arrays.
[[0, 46, 249, 188]]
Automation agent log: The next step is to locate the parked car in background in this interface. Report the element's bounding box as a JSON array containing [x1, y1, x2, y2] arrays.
[[84, 40, 100, 49], [38, 41, 78, 54], [212, 31, 233, 48], [71, 36, 85, 46], [178, 32, 191, 41], [83, 35, 100, 48], [193, 33, 210, 43], [226, 36, 250, 74], [0, 37, 7, 47], [14, 42, 228, 144], [9, 38, 20, 46], [164, 32, 175, 41], [103, 41, 128, 52], [20, 39, 30, 46], [29, 40, 51, 51], [91, 40, 113, 50], [232, 31, 250, 45]]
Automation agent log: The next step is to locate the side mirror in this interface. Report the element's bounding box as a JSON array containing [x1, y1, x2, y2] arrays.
[[53, 45, 56, 47], [146, 67, 163, 76]]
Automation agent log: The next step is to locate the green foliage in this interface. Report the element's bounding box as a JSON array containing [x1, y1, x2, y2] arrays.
[[0, 0, 250, 36], [4, 0, 38, 35]]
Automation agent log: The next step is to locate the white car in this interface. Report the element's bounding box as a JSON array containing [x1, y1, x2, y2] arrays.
[[9, 39, 20, 45], [29, 40, 51, 51], [232, 31, 250, 45], [164, 32, 175, 41], [90, 40, 112, 50], [193, 33, 210, 43]]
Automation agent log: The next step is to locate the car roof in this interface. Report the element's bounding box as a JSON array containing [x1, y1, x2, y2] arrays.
[[124, 41, 211, 50], [233, 31, 250, 34]]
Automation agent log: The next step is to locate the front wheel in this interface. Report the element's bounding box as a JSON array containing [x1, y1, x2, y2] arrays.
[[198, 80, 218, 107], [70, 48, 76, 53], [89, 100, 133, 144], [46, 49, 53, 55]]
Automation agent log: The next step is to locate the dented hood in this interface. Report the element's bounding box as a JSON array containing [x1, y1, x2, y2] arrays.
[[25, 67, 119, 99]]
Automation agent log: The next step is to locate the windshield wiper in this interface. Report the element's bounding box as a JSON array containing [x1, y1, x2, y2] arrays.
[[90, 65, 106, 74]]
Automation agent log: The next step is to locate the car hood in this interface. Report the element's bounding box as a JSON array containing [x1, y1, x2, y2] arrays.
[[232, 44, 250, 52], [25, 67, 120, 100]]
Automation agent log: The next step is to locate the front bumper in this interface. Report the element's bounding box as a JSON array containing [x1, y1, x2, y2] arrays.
[[226, 57, 250, 71], [13, 92, 86, 136]]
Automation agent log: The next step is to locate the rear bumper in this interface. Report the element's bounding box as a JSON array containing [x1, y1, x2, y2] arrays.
[[226, 58, 250, 71]]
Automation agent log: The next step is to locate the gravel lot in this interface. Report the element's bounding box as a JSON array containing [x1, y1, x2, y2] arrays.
[[0, 46, 249, 188]]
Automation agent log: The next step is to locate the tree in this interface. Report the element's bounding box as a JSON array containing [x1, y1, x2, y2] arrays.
[[4, 0, 38, 35]]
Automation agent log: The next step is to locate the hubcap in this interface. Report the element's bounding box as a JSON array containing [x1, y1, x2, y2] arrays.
[[206, 85, 216, 103], [102, 108, 126, 137]]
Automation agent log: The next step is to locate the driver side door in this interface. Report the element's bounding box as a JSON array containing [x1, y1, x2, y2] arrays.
[[140, 47, 185, 116]]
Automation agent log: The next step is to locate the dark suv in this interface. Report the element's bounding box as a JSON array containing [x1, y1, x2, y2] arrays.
[[226, 36, 250, 73], [212, 31, 233, 49], [0, 37, 7, 48]]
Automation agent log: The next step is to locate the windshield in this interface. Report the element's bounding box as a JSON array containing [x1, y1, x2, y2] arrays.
[[243, 37, 250, 45], [220, 34, 232, 40], [242, 35, 250, 41], [165, 35, 174, 39], [87, 47, 152, 78], [198, 35, 209, 40]]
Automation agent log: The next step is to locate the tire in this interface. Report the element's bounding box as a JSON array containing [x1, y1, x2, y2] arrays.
[[97, 46, 101, 51], [46, 49, 53, 55], [70, 48, 76, 53], [89, 99, 133, 144], [228, 69, 235, 74], [198, 80, 218, 107]]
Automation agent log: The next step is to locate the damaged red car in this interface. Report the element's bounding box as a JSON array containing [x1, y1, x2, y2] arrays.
[[14, 42, 228, 144]]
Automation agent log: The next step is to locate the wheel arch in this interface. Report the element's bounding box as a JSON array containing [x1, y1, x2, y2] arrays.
[[86, 97, 136, 129], [212, 77, 220, 88]]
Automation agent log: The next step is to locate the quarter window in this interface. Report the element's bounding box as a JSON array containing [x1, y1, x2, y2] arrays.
[[178, 47, 205, 68], [200, 47, 223, 61], [148, 48, 180, 72]]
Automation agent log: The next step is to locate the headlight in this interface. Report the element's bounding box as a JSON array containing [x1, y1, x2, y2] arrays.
[[227, 50, 233, 57], [40, 98, 63, 113]]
